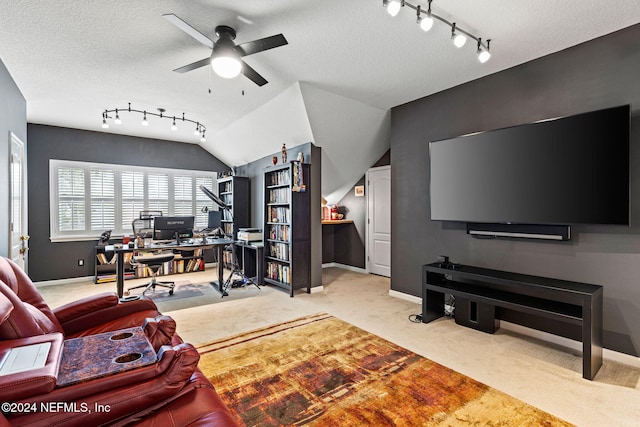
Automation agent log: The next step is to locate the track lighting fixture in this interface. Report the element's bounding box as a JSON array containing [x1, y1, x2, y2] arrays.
[[451, 23, 467, 48], [384, 0, 404, 17], [477, 38, 491, 63], [100, 103, 207, 141], [417, 3, 433, 32], [382, 0, 491, 62]]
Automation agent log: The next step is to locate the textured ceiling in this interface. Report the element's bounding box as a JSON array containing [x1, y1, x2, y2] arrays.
[[1, 0, 639, 168]]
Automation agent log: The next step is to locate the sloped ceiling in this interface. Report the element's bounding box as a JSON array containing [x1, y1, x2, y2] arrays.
[[204, 81, 389, 203]]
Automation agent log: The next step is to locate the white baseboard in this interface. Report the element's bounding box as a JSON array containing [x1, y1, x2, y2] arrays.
[[310, 285, 324, 293], [35, 275, 94, 288], [499, 320, 640, 368], [389, 289, 421, 304], [322, 262, 367, 274]]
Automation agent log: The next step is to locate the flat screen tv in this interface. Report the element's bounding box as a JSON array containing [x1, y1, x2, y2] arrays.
[[429, 105, 630, 226]]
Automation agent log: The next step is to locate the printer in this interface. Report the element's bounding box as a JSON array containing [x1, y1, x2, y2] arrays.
[[237, 228, 263, 243]]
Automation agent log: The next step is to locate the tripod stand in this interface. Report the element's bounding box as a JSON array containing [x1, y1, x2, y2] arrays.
[[220, 240, 260, 297], [199, 184, 260, 297]]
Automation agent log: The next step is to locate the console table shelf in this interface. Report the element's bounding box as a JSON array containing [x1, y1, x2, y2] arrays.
[[422, 262, 603, 380]]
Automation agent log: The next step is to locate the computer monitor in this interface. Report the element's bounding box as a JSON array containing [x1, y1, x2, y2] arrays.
[[208, 210, 222, 229], [153, 216, 195, 243]]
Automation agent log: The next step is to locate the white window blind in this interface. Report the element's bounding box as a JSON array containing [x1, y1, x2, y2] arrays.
[[49, 160, 218, 242]]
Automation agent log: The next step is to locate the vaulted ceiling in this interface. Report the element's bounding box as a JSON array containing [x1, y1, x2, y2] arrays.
[[1, 1, 639, 200]]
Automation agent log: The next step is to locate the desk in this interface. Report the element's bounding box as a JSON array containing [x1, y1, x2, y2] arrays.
[[111, 238, 233, 298]]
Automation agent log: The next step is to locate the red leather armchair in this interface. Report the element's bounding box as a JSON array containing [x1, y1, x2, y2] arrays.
[[0, 258, 239, 426]]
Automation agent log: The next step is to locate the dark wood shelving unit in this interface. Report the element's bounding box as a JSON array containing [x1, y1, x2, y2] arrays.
[[217, 176, 250, 240], [263, 162, 311, 296]]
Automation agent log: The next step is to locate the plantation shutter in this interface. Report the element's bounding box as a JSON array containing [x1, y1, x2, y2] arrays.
[[174, 175, 193, 216], [121, 171, 145, 230], [90, 169, 115, 231], [148, 173, 169, 214], [57, 167, 85, 231], [196, 177, 214, 228]]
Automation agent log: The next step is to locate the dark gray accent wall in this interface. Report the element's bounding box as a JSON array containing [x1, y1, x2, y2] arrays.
[[235, 142, 322, 287], [391, 23, 640, 356], [0, 58, 27, 258], [27, 124, 229, 282]]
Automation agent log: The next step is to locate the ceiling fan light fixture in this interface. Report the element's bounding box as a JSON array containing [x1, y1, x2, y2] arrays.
[[211, 55, 242, 79]]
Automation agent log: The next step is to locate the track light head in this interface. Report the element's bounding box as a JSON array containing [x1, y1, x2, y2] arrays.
[[417, 3, 434, 32], [101, 117, 109, 129], [451, 23, 467, 48], [171, 117, 177, 131], [141, 111, 149, 126], [386, 0, 403, 17], [478, 38, 491, 63]]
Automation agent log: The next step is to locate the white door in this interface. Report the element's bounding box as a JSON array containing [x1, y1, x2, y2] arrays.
[[366, 166, 391, 277], [9, 132, 28, 269]]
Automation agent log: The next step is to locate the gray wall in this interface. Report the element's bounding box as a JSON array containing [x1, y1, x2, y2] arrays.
[[0, 58, 27, 258], [27, 124, 229, 282], [391, 23, 640, 356]]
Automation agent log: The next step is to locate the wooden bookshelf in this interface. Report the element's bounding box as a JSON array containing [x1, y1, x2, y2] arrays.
[[263, 162, 311, 296]]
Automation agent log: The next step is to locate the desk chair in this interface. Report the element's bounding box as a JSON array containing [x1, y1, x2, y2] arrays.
[[127, 253, 175, 296], [132, 210, 163, 240]]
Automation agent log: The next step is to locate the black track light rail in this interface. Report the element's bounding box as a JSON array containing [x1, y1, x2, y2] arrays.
[[101, 102, 206, 139]]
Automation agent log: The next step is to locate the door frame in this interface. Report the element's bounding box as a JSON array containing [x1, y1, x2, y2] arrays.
[[365, 165, 391, 275], [9, 131, 28, 270]]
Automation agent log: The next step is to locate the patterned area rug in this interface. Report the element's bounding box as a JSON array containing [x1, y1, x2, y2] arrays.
[[197, 313, 573, 426]]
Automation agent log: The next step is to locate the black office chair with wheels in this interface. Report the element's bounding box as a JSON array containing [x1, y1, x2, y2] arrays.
[[126, 252, 175, 296]]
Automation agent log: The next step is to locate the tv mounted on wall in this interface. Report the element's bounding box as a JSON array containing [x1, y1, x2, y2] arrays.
[[429, 105, 630, 239]]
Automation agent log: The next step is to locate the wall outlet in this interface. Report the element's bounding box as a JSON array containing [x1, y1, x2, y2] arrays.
[[77, 259, 84, 266]]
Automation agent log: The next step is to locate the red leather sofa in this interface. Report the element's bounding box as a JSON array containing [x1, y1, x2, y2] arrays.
[[0, 257, 239, 426]]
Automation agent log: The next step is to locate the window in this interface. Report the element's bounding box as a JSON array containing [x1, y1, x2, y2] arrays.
[[50, 160, 217, 242]]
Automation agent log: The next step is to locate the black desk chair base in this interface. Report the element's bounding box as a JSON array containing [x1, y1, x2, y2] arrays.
[[126, 254, 176, 296]]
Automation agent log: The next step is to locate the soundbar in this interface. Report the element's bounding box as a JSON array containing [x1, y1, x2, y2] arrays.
[[466, 223, 571, 241]]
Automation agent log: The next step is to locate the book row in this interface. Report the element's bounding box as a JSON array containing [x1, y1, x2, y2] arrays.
[[267, 187, 290, 204], [266, 206, 290, 224], [268, 224, 290, 241], [268, 242, 290, 261], [266, 170, 291, 186], [266, 262, 291, 284]]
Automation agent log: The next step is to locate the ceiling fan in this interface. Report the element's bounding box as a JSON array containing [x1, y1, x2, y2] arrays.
[[163, 13, 288, 87]]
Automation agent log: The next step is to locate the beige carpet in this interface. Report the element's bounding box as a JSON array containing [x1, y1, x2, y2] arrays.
[[38, 267, 640, 426], [198, 313, 573, 426]]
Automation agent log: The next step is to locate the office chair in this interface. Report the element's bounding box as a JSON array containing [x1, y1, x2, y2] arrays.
[[126, 252, 176, 296], [128, 211, 173, 296], [132, 210, 163, 240]]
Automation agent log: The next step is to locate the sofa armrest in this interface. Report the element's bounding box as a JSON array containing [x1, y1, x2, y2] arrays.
[[9, 343, 201, 427], [0, 333, 64, 402], [54, 293, 159, 336]]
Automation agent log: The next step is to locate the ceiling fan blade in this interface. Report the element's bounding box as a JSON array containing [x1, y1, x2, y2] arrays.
[[236, 34, 288, 57], [163, 13, 214, 49], [242, 61, 268, 87], [173, 57, 211, 73]]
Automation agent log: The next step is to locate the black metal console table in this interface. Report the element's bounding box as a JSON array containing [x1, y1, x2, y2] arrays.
[[422, 262, 603, 380]]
